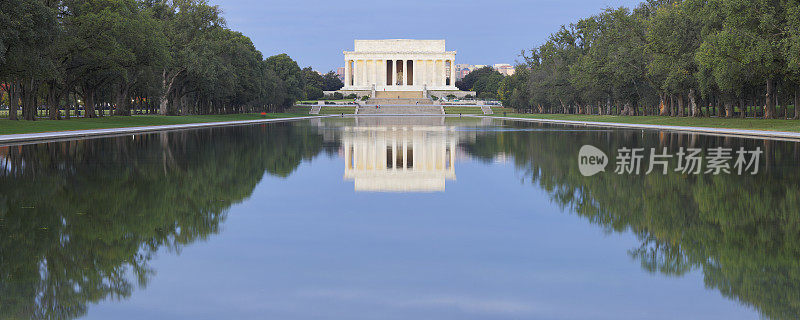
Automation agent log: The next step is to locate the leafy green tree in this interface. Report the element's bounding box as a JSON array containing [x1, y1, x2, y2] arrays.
[[455, 66, 504, 99], [498, 66, 531, 110], [0, 0, 57, 120], [322, 70, 344, 91], [784, 0, 800, 119], [109, 1, 168, 116], [302, 67, 324, 100], [61, 0, 165, 118], [264, 53, 305, 107], [153, 0, 226, 115], [538, 27, 582, 114], [696, 0, 787, 118], [646, 0, 704, 116], [497, 0, 800, 121]]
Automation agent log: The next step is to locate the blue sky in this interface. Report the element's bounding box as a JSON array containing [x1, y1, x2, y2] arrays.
[[210, 0, 643, 72]]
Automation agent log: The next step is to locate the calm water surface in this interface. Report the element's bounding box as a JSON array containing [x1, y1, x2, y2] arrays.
[[1, 117, 799, 319]]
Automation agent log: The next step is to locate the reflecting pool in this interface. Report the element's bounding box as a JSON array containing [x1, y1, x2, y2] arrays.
[[1, 117, 799, 319]]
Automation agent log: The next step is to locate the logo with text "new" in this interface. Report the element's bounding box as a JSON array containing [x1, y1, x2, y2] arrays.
[[578, 145, 609, 177]]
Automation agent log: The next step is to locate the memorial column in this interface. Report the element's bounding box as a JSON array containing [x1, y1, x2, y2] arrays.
[[402, 59, 408, 86], [440, 60, 447, 87], [391, 59, 397, 86], [380, 60, 386, 86], [421, 60, 427, 86], [434, 60, 440, 86], [362, 60, 368, 87], [344, 59, 351, 87], [353, 60, 359, 86], [413, 60, 419, 87], [433, 60, 439, 86], [450, 60, 456, 87], [374, 60, 380, 87]]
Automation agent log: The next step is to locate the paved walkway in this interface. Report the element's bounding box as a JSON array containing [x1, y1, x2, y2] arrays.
[[484, 115, 800, 141], [0, 115, 329, 145]]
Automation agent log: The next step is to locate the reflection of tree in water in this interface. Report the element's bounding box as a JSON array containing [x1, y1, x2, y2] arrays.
[[462, 121, 800, 320], [0, 123, 325, 319]]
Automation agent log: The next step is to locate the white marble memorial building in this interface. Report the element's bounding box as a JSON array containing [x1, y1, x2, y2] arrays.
[[339, 39, 463, 98]]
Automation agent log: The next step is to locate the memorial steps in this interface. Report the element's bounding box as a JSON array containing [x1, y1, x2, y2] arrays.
[[357, 105, 444, 115], [365, 98, 433, 105]]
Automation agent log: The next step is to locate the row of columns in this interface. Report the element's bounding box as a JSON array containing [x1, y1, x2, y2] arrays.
[[343, 134, 456, 172], [345, 59, 456, 87]]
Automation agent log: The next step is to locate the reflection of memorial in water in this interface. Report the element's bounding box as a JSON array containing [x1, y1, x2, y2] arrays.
[[342, 125, 460, 192]]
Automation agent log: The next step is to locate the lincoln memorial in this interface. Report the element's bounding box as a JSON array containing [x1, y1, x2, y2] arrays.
[[339, 39, 466, 99]]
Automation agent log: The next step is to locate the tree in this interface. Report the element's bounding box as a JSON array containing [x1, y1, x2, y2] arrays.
[[155, 0, 225, 115], [695, 0, 786, 119], [784, 0, 800, 119], [61, 0, 168, 118], [322, 70, 344, 91], [302, 67, 324, 100], [0, 0, 57, 120], [264, 53, 305, 107], [0, 0, 311, 120], [646, 0, 705, 117], [498, 66, 530, 110], [455, 66, 504, 99], [110, 1, 168, 116]]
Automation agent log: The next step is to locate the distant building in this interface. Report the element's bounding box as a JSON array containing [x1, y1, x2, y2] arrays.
[[454, 63, 516, 80], [336, 67, 345, 81], [457, 69, 471, 80], [493, 64, 515, 76]]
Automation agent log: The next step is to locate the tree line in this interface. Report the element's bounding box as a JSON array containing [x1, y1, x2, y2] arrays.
[[0, 0, 344, 120], [495, 0, 800, 119]]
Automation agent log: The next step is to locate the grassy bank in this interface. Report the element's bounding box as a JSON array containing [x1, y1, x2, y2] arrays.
[[444, 107, 483, 115], [0, 113, 306, 135], [443, 107, 520, 115], [319, 107, 356, 115], [494, 113, 800, 132]]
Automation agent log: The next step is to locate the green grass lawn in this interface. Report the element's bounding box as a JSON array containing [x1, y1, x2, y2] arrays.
[[0, 113, 305, 135], [285, 106, 312, 114], [494, 113, 800, 132], [444, 107, 484, 114], [491, 107, 516, 114], [319, 107, 356, 115]]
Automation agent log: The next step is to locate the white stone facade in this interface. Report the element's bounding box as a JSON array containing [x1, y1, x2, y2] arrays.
[[342, 125, 457, 192], [342, 39, 459, 93]]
